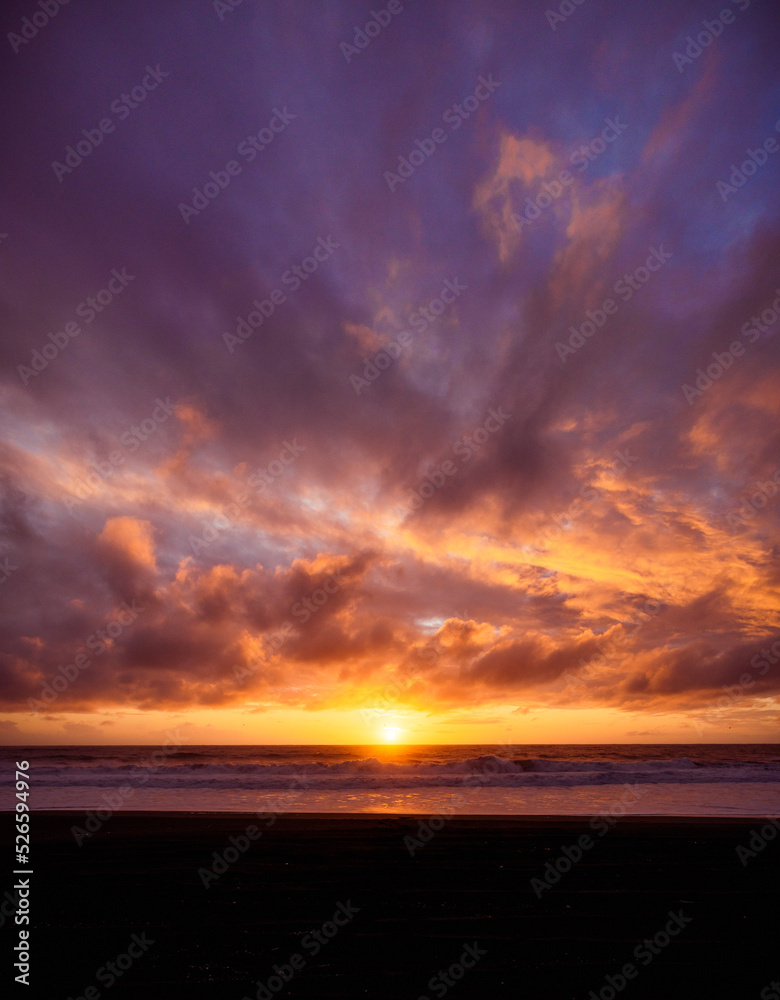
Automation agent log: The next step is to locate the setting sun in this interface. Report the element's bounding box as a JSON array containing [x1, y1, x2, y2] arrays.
[[382, 727, 406, 743], [4, 4, 780, 995]]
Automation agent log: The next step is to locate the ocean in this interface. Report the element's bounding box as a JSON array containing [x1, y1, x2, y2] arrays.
[[3, 743, 780, 816]]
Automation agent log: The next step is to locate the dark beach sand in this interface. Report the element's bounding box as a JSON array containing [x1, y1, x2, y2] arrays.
[[8, 812, 780, 998]]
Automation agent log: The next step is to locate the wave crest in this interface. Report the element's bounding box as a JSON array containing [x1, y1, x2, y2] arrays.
[[6, 754, 777, 791]]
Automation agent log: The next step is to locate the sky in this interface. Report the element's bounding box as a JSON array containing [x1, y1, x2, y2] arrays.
[[1, 0, 779, 745]]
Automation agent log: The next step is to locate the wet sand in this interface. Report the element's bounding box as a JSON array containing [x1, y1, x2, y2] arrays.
[[10, 812, 780, 998]]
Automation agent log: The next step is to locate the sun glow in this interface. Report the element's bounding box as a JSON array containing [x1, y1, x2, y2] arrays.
[[382, 726, 406, 743]]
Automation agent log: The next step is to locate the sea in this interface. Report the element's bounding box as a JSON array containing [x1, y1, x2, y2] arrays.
[[2, 744, 779, 816]]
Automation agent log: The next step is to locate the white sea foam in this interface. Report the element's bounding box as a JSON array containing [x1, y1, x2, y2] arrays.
[[4, 753, 779, 791]]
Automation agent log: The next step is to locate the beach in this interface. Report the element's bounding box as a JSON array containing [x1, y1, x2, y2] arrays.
[[12, 811, 779, 998], [5, 1, 780, 995]]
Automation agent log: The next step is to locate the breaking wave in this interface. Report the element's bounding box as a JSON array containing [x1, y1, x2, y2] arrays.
[[8, 754, 779, 791]]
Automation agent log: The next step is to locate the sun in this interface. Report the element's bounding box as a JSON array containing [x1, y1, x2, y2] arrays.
[[382, 726, 406, 743]]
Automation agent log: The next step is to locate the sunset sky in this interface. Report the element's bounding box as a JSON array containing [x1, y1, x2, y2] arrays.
[[1, 0, 779, 745]]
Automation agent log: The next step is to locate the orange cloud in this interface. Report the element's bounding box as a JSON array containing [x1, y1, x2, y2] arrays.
[[473, 132, 558, 261], [97, 516, 157, 571]]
